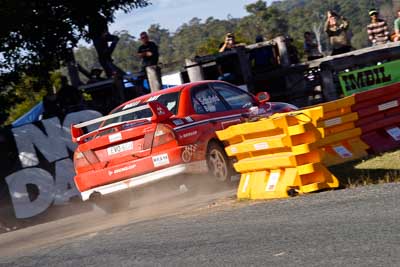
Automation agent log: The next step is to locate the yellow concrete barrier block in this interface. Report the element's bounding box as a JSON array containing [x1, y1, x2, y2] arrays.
[[320, 122, 355, 137], [237, 172, 256, 199], [236, 165, 339, 200], [299, 164, 339, 193], [216, 118, 279, 144], [272, 106, 324, 126], [317, 112, 358, 130], [225, 134, 289, 156], [320, 138, 370, 167], [324, 106, 352, 120], [317, 95, 355, 114], [317, 128, 362, 147], [291, 143, 319, 156], [234, 152, 296, 173], [237, 169, 300, 200], [234, 149, 321, 173]]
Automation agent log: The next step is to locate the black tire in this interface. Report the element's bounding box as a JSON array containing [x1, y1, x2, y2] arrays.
[[206, 141, 235, 183]]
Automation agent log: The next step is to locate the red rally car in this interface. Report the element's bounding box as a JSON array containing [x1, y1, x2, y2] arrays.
[[71, 81, 297, 201]]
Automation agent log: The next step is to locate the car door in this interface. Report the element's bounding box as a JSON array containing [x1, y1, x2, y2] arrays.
[[190, 83, 246, 133], [210, 82, 260, 124]]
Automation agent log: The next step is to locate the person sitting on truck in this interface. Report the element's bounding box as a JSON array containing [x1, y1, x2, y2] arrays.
[[367, 9, 390, 46]]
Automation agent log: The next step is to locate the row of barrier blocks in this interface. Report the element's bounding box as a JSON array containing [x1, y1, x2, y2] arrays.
[[216, 110, 339, 200], [307, 96, 369, 167], [353, 83, 400, 154], [217, 83, 400, 200]]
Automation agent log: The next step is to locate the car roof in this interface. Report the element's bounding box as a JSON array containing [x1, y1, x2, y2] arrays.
[[113, 80, 223, 111]]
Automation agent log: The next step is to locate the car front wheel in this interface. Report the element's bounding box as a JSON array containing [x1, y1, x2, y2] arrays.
[[206, 141, 234, 182]]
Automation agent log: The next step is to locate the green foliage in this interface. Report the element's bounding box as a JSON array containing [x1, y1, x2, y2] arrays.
[[0, 0, 150, 74], [2, 0, 399, 126], [4, 72, 62, 125], [0, 0, 151, 125]]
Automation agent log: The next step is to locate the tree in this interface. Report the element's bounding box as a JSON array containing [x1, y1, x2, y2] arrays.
[[0, 0, 150, 92], [0, 0, 151, 125]]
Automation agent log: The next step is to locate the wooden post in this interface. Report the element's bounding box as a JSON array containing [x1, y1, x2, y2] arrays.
[[185, 58, 205, 82], [235, 46, 254, 92], [274, 36, 290, 67], [146, 65, 162, 92]]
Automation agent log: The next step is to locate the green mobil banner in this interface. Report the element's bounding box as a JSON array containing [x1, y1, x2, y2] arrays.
[[339, 59, 400, 96]]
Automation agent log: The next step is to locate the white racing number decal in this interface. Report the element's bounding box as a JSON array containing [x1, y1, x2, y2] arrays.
[[152, 154, 170, 167], [109, 133, 122, 143], [107, 141, 134, 156]]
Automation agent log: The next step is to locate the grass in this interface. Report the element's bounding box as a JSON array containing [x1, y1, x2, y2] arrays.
[[329, 150, 400, 188]]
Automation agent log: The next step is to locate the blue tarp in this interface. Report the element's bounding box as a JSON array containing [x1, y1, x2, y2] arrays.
[[12, 102, 44, 128]]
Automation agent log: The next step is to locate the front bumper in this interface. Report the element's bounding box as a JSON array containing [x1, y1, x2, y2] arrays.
[[80, 160, 207, 201]]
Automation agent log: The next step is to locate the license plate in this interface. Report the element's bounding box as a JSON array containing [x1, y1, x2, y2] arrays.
[[107, 141, 134, 156]]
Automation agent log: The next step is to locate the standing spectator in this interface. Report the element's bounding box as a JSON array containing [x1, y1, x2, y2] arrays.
[[303, 32, 323, 61], [249, 35, 275, 70], [367, 9, 390, 46], [217, 33, 238, 82], [137, 31, 159, 71], [88, 14, 124, 78], [325, 11, 351, 55], [286, 37, 300, 64], [393, 9, 400, 42], [219, 32, 237, 53]]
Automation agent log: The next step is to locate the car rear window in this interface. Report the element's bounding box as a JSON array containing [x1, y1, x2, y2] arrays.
[[103, 92, 180, 127]]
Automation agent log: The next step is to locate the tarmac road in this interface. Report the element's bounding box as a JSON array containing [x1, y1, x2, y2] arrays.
[[2, 182, 400, 266]]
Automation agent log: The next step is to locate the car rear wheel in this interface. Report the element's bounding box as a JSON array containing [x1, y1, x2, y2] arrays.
[[206, 141, 234, 183]]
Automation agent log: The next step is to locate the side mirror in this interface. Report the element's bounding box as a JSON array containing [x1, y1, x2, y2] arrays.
[[256, 92, 270, 103]]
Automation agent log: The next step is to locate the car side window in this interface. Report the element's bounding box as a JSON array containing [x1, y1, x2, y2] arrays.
[[212, 83, 256, 110], [155, 92, 180, 115], [191, 85, 228, 114]]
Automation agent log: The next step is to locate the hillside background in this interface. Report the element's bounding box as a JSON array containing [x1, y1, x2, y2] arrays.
[[3, 0, 400, 125], [75, 0, 400, 74]]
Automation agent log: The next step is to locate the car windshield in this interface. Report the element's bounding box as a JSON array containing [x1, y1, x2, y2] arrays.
[[102, 92, 180, 127]]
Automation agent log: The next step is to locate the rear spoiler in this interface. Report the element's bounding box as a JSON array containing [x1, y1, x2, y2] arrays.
[[71, 101, 173, 144]]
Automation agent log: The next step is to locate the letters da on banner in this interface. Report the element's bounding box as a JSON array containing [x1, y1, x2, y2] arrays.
[[4, 110, 102, 219], [338, 59, 400, 96]]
